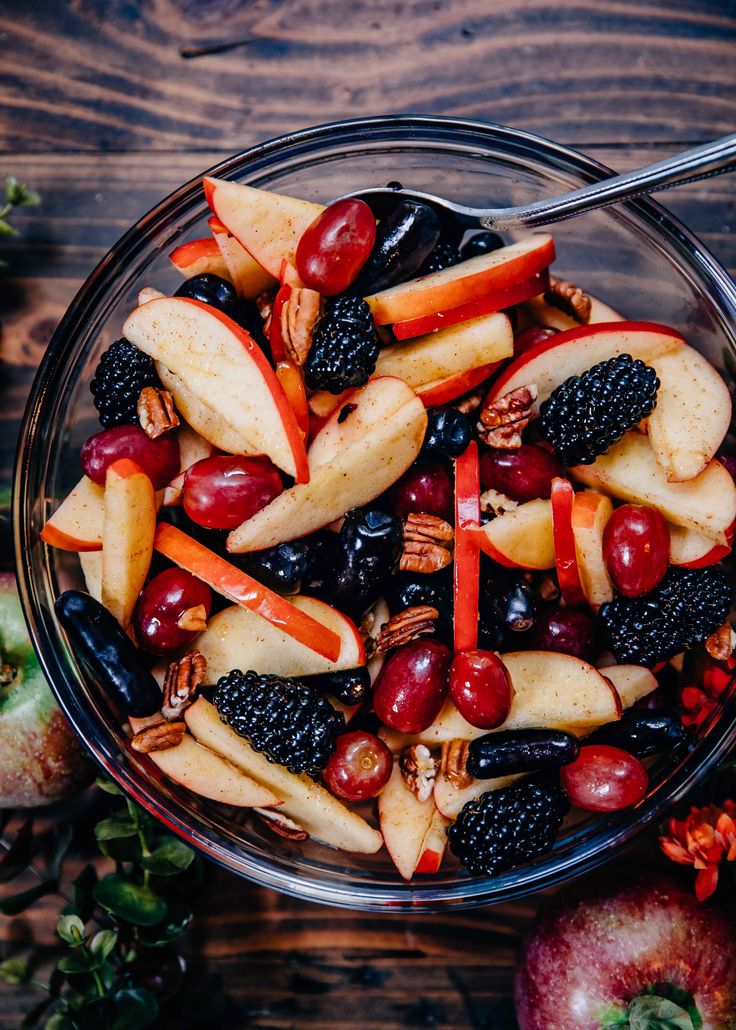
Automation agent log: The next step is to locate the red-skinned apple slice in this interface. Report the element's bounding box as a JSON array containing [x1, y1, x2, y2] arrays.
[[101, 459, 156, 628], [416, 362, 500, 407], [41, 476, 104, 552], [392, 268, 549, 340], [169, 237, 230, 280], [204, 177, 324, 279], [156, 364, 256, 457], [669, 523, 732, 567], [268, 283, 291, 362], [196, 595, 364, 681], [571, 490, 614, 609], [471, 497, 555, 571], [162, 424, 217, 506], [434, 771, 519, 819], [275, 360, 309, 440], [154, 523, 342, 661], [571, 432, 736, 545], [551, 478, 586, 604], [365, 235, 555, 325], [601, 664, 658, 711], [186, 698, 382, 853], [515, 292, 624, 333], [211, 229, 277, 298], [123, 296, 308, 482], [454, 441, 481, 653], [377, 760, 436, 880], [413, 810, 451, 874], [228, 377, 427, 553]]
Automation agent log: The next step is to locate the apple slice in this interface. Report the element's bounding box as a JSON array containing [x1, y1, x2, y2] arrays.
[[471, 498, 555, 570], [365, 235, 555, 325], [101, 459, 156, 628], [162, 424, 217, 506], [228, 377, 427, 553], [377, 761, 436, 880], [571, 432, 736, 545], [123, 296, 308, 482], [669, 523, 732, 568], [516, 292, 625, 333], [78, 550, 102, 602], [486, 321, 685, 415], [415, 362, 500, 407], [41, 476, 104, 552], [454, 442, 481, 652], [196, 596, 364, 681], [647, 346, 731, 482], [154, 523, 341, 661], [185, 699, 382, 853], [275, 360, 309, 440], [156, 364, 254, 457], [551, 478, 585, 604], [601, 664, 658, 711], [211, 227, 277, 298], [571, 491, 614, 609], [413, 810, 451, 874], [169, 237, 230, 280], [204, 178, 324, 280], [392, 269, 549, 340], [434, 770, 518, 819]]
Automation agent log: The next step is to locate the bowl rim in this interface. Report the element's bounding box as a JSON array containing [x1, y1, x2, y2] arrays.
[[14, 114, 736, 911]]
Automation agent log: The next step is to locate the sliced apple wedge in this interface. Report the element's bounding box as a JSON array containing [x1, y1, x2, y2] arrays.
[[470, 498, 555, 570], [78, 550, 103, 602], [516, 292, 625, 333], [123, 297, 308, 482], [551, 478, 585, 605], [647, 346, 731, 482], [185, 699, 382, 853], [101, 459, 156, 628], [669, 523, 732, 568], [228, 377, 427, 552], [365, 235, 555, 325], [169, 237, 230, 280], [377, 761, 436, 880], [204, 177, 324, 279], [571, 432, 736, 545], [601, 664, 658, 711], [211, 226, 277, 298], [41, 476, 104, 552], [413, 810, 450, 875], [434, 771, 518, 819], [415, 362, 500, 407], [196, 596, 364, 681], [156, 364, 255, 456], [154, 523, 341, 661], [162, 424, 217, 506], [571, 491, 614, 609]]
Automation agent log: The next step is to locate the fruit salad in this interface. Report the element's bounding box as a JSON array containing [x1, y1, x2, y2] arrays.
[[42, 177, 736, 881]]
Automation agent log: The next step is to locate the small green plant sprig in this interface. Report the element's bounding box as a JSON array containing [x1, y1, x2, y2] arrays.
[[0, 176, 40, 267], [0, 779, 202, 1029]]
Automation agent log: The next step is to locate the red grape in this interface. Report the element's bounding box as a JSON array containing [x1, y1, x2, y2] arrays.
[[323, 730, 392, 801], [296, 198, 377, 295], [527, 607, 598, 662], [449, 649, 514, 729], [81, 425, 180, 489], [373, 639, 452, 733], [183, 455, 283, 530], [514, 325, 558, 356], [390, 463, 454, 522], [561, 744, 648, 811], [479, 444, 562, 503], [602, 504, 670, 597], [133, 568, 212, 655]]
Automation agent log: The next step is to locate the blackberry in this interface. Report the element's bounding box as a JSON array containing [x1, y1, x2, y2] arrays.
[[448, 781, 569, 876], [304, 297, 380, 394], [419, 239, 460, 275], [214, 670, 345, 775], [90, 339, 159, 428], [600, 566, 732, 666], [538, 354, 659, 466]]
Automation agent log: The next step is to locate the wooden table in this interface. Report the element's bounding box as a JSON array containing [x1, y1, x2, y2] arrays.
[[1, 2, 734, 1026]]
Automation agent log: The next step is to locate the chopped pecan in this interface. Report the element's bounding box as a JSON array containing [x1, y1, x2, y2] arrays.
[[176, 604, 208, 633], [138, 386, 180, 439], [545, 276, 591, 324], [401, 513, 454, 574], [705, 622, 736, 663], [255, 807, 309, 841], [438, 739, 472, 789], [454, 391, 484, 415], [131, 719, 187, 753], [280, 287, 322, 365], [479, 488, 519, 518], [400, 744, 437, 802], [162, 651, 206, 721], [375, 605, 439, 653], [478, 384, 537, 449]]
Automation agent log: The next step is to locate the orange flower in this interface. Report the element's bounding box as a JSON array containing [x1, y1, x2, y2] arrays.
[[660, 800, 736, 901]]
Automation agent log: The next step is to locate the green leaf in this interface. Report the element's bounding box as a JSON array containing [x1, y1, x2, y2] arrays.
[[135, 902, 192, 947], [45, 825, 73, 883], [66, 865, 98, 923], [645, 985, 702, 1030], [5, 176, 40, 207], [0, 218, 19, 237], [109, 988, 159, 1029], [57, 952, 94, 975], [95, 778, 122, 795], [0, 956, 30, 985], [141, 837, 194, 876], [93, 874, 167, 927], [94, 814, 137, 842], [628, 994, 694, 1030], [57, 914, 85, 946], [44, 1015, 78, 1030], [0, 880, 57, 916], [89, 929, 118, 964]]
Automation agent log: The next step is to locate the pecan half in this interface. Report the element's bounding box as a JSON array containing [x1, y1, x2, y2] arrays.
[[375, 605, 439, 653], [131, 719, 187, 753], [400, 744, 437, 802], [281, 287, 322, 365], [438, 739, 473, 789], [479, 488, 519, 518], [478, 384, 538, 449], [255, 807, 309, 841], [545, 276, 591, 324], [401, 513, 454, 574], [705, 622, 736, 663], [137, 386, 180, 439], [162, 651, 206, 721]]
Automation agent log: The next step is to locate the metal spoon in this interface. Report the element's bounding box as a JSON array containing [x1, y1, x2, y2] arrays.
[[347, 133, 736, 232]]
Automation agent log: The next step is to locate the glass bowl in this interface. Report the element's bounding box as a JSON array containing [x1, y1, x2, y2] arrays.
[[14, 116, 736, 912]]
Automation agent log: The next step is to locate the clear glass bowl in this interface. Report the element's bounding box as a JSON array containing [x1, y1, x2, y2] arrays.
[[14, 116, 736, 911]]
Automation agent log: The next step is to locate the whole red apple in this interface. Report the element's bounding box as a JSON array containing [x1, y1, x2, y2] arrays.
[[515, 872, 736, 1030], [0, 573, 90, 806]]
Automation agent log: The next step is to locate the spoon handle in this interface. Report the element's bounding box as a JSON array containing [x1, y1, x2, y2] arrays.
[[482, 133, 736, 231]]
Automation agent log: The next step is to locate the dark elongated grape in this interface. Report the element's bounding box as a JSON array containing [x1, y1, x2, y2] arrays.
[[354, 200, 440, 293], [587, 710, 687, 757], [320, 508, 403, 616], [468, 729, 580, 778]]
